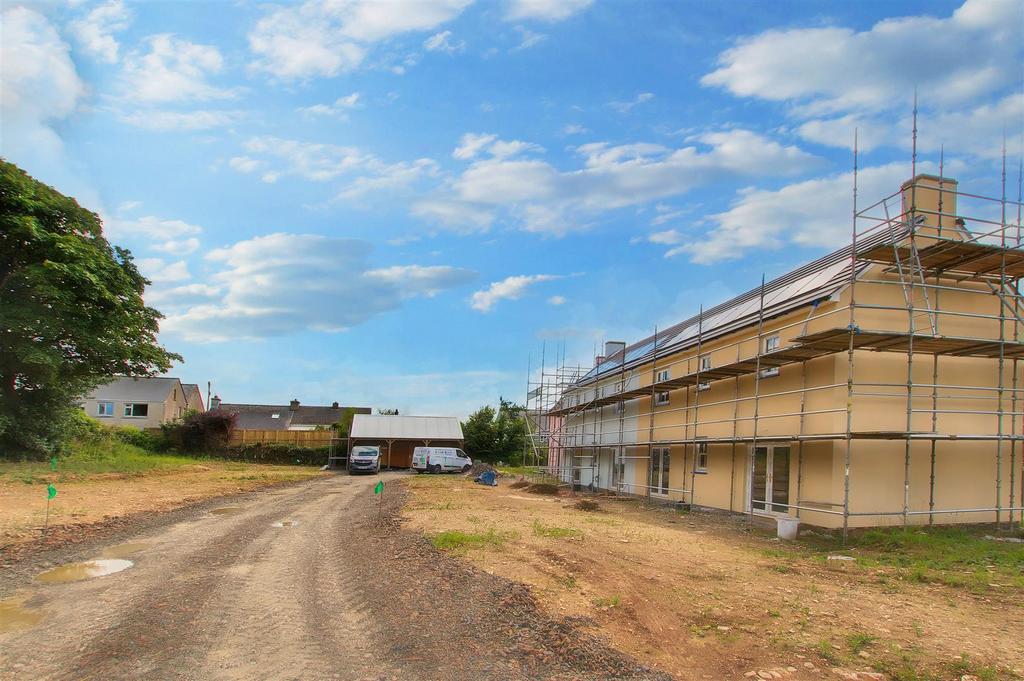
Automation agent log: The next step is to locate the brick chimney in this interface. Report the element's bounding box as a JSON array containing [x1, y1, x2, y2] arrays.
[[210, 395, 221, 409], [289, 398, 300, 411], [900, 174, 960, 239]]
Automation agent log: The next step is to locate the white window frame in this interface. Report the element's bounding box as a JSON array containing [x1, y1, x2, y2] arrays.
[[123, 402, 149, 418], [695, 441, 709, 473], [615, 401, 625, 414], [654, 390, 670, 406], [761, 335, 781, 378], [97, 401, 114, 417], [699, 354, 712, 372], [656, 368, 670, 383]]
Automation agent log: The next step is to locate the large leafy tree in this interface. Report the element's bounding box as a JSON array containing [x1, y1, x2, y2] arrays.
[[0, 161, 181, 456], [462, 398, 528, 464]]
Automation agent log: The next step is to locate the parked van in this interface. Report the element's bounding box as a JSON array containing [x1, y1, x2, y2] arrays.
[[412, 447, 472, 474], [348, 445, 381, 474]]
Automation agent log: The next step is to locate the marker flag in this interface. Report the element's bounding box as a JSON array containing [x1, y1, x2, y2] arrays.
[[47, 484, 57, 500], [373, 480, 384, 495]]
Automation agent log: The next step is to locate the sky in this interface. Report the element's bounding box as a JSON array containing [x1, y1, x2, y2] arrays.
[[2, 0, 1022, 417]]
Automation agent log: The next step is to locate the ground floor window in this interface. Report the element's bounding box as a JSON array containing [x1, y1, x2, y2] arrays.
[[97, 401, 114, 417], [123, 403, 149, 418], [650, 447, 670, 495], [695, 441, 709, 473]]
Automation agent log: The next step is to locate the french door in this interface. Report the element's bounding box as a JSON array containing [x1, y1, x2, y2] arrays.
[[751, 445, 791, 514], [650, 447, 670, 496]]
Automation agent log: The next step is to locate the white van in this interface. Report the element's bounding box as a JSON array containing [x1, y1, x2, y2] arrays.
[[412, 447, 472, 474]]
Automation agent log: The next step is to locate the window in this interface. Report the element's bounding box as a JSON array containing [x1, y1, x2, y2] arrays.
[[650, 447, 670, 495], [614, 380, 624, 393], [271, 412, 280, 419], [695, 441, 709, 473], [699, 354, 712, 371], [615, 401, 625, 414], [656, 368, 670, 383], [123, 403, 149, 418], [761, 335, 780, 377], [654, 390, 670, 406], [97, 401, 114, 417], [698, 381, 711, 392]]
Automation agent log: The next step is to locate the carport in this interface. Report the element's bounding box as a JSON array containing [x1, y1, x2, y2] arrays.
[[348, 414, 465, 469]]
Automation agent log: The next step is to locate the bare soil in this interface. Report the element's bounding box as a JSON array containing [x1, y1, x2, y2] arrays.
[[1, 472, 668, 680], [402, 475, 1024, 681]]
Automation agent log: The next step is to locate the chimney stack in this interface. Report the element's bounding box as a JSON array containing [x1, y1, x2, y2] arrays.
[[900, 174, 959, 238], [332, 401, 339, 408], [210, 395, 221, 409], [289, 398, 300, 411]]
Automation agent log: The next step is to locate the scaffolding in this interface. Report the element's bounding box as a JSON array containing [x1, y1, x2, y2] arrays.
[[529, 135, 1024, 538]]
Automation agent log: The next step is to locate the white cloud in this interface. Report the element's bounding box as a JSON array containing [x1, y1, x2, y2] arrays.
[[424, 30, 465, 53], [145, 283, 222, 310], [411, 198, 495, 232], [512, 26, 546, 50], [239, 136, 374, 182], [161, 233, 476, 341], [69, 0, 131, 63], [703, 0, 1022, 115], [505, 0, 593, 22], [338, 158, 439, 200], [297, 92, 361, 119], [120, 35, 234, 104], [229, 156, 265, 173], [248, 0, 473, 79], [563, 123, 588, 135], [547, 295, 567, 306], [151, 237, 200, 256], [648, 229, 683, 245], [608, 92, 654, 114], [106, 215, 204, 258], [421, 129, 820, 235], [671, 162, 918, 264], [137, 258, 192, 283], [470, 274, 564, 312], [453, 132, 498, 160], [0, 7, 85, 167], [118, 109, 243, 130], [453, 132, 544, 160]]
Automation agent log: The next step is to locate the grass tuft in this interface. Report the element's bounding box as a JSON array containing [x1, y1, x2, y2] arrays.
[[430, 528, 509, 551], [532, 520, 579, 538]]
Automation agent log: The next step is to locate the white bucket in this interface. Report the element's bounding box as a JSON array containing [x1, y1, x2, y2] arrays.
[[776, 517, 799, 540]]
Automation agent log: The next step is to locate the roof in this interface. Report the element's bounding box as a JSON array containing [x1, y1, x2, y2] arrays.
[[350, 414, 464, 441], [181, 384, 204, 409], [579, 224, 910, 384], [214, 403, 371, 430], [87, 376, 181, 403]]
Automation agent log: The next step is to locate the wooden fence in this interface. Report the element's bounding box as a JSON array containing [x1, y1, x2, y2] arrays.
[[228, 429, 336, 447]]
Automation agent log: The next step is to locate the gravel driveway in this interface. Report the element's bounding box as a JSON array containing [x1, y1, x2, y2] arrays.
[[1, 472, 667, 681]]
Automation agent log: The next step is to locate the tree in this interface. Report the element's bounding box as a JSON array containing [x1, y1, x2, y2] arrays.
[[333, 407, 360, 437], [377, 408, 399, 415], [0, 161, 180, 456], [461, 398, 528, 464]]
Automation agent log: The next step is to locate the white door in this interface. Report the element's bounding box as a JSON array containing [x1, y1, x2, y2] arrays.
[[751, 445, 791, 515]]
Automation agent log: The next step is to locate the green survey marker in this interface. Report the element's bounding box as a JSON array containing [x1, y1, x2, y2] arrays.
[[47, 484, 57, 499], [374, 480, 384, 495], [50, 456, 58, 471]]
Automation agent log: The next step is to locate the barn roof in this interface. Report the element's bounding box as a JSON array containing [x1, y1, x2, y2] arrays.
[[350, 414, 464, 441]]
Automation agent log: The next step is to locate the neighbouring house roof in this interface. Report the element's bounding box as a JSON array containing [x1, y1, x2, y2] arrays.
[[578, 223, 910, 384], [214, 403, 371, 431], [86, 376, 181, 403], [181, 384, 204, 411], [350, 414, 464, 441]]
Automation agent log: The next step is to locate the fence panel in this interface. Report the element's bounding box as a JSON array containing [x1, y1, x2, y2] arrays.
[[228, 429, 336, 447]]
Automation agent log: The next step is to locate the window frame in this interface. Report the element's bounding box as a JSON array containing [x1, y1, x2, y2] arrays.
[[695, 441, 709, 473], [123, 402, 149, 418], [760, 335, 781, 378], [655, 368, 670, 383], [654, 390, 670, 406], [96, 401, 114, 417]]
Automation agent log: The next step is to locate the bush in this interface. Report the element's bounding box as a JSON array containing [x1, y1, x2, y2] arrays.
[[222, 443, 329, 466], [110, 426, 165, 451], [162, 410, 236, 453]]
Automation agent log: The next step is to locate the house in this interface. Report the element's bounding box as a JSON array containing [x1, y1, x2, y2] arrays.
[[210, 397, 370, 431], [182, 383, 206, 413], [545, 174, 1024, 533], [348, 414, 464, 468], [82, 376, 194, 429]]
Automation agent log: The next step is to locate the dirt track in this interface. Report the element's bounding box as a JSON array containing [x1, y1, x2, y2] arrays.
[[0, 473, 667, 681]]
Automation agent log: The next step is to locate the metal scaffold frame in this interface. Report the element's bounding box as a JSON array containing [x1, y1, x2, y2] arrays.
[[527, 124, 1024, 538]]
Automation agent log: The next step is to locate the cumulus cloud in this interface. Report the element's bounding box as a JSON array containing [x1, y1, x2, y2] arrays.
[[671, 162, 920, 264], [424, 30, 465, 53], [248, 0, 473, 79], [608, 92, 654, 113], [547, 295, 567, 306], [161, 233, 477, 341], [137, 258, 192, 283], [297, 92, 361, 119], [119, 109, 243, 131], [106, 215, 204, 258], [416, 129, 820, 235], [120, 34, 236, 103], [505, 0, 593, 22], [0, 7, 85, 168], [238, 136, 374, 182], [703, 0, 1022, 115], [69, 0, 131, 63], [470, 274, 564, 312]]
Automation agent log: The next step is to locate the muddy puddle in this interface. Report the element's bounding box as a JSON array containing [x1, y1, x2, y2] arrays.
[[272, 520, 299, 527], [0, 596, 44, 633], [99, 542, 150, 559], [37, 559, 133, 584], [210, 507, 244, 515]]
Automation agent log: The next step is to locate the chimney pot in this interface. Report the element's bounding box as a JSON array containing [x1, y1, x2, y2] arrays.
[[289, 399, 300, 411], [210, 395, 221, 409], [332, 401, 339, 409]]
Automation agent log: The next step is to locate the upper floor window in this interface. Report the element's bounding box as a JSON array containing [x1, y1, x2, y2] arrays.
[[761, 336, 781, 377], [654, 390, 670, 406], [123, 403, 149, 418], [97, 401, 114, 417], [656, 368, 670, 383], [699, 354, 712, 372]]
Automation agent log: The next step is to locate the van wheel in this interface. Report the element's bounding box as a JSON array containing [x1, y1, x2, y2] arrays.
[[431, 464, 442, 474], [461, 464, 471, 473]]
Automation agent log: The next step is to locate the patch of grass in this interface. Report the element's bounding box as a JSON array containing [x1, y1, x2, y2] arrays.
[[592, 594, 621, 608], [532, 520, 580, 538], [526, 483, 559, 495], [1, 441, 199, 481], [496, 466, 533, 476], [814, 639, 840, 665], [573, 499, 600, 512], [846, 632, 878, 655], [769, 564, 794, 574], [430, 528, 509, 552]]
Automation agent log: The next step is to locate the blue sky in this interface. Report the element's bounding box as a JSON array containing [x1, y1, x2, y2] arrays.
[[3, 0, 1022, 416]]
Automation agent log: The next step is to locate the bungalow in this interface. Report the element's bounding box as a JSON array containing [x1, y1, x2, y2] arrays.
[[82, 376, 197, 429]]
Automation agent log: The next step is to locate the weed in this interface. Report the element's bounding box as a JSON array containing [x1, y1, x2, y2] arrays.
[[574, 499, 600, 512], [846, 632, 878, 654], [814, 639, 839, 665], [532, 520, 579, 538], [430, 528, 508, 551], [769, 564, 794, 574], [592, 595, 621, 608], [766, 609, 781, 618], [526, 483, 559, 495], [558, 574, 577, 589]]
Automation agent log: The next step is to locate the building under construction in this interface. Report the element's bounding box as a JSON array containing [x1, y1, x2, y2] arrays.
[[527, 169, 1024, 534]]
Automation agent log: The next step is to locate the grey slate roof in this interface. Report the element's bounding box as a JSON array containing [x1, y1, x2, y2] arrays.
[[181, 384, 204, 410], [214, 403, 371, 430], [87, 376, 180, 403]]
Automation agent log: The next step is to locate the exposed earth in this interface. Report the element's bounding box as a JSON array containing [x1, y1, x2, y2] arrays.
[[0, 472, 667, 680]]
